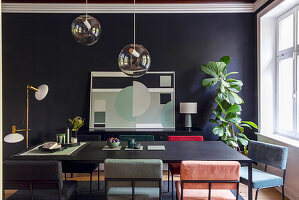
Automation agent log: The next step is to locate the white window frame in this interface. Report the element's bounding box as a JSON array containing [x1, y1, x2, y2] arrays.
[[275, 6, 299, 139]]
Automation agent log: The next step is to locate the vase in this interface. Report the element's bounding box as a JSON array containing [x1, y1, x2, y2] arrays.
[[71, 131, 78, 144]]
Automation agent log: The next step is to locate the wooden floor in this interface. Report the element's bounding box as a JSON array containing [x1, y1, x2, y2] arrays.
[[5, 171, 288, 200]]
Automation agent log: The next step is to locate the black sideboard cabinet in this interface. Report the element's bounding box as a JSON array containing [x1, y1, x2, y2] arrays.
[[78, 128, 203, 141]]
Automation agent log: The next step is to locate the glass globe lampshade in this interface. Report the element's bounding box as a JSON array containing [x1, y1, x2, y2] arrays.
[[71, 15, 101, 46], [118, 44, 151, 78]]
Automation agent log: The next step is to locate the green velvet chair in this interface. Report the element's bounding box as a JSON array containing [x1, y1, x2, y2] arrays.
[[240, 140, 288, 200], [104, 159, 163, 200], [119, 135, 155, 142]]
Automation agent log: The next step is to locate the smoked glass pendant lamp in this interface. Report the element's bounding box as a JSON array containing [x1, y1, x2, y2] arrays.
[[71, 0, 101, 46], [118, 0, 151, 78]]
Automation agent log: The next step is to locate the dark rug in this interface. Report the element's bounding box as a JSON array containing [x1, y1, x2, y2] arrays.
[[76, 181, 244, 200]]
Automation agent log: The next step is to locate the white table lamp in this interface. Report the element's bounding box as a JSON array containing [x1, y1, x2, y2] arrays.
[[180, 102, 197, 129]]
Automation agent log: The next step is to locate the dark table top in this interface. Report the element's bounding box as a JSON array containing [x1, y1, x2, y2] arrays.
[[10, 141, 251, 163]]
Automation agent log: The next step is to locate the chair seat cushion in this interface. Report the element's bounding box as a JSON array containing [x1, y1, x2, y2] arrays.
[[169, 163, 181, 175], [175, 182, 236, 200], [107, 187, 159, 200], [7, 181, 77, 200], [240, 166, 283, 189]]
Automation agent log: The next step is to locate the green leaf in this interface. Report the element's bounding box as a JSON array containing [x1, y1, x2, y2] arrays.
[[229, 140, 239, 148], [228, 85, 242, 93], [227, 79, 243, 86], [238, 137, 249, 146], [209, 119, 220, 124], [216, 100, 225, 114], [231, 91, 244, 104], [219, 56, 231, 65], [216, 62, 227, 75], [226, 113, 242, 124], [217, 115, 227, 123], [212, 126, 224, 137], [222, 100, 231, 110], [220, 84, 225, 93], [229, 136, 238, 142], [221, 79, 230, 87], [236, 124, 244, 133], [242, 121, 258, 129], [212, 109, 220, 116], [227, 91, 235, 104], [202, 78, 218, 87], [226, 104, 242, 113], [239, 123, 252, 129], [237, 133, 249, 140], [217, 92, 227, 102], [225, 127, 231, 137], [200, 62, 218, 78], [224, 72, 238, 79]]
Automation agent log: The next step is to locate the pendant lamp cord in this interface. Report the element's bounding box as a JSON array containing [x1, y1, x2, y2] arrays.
[[133, 0, 136, 49], [85, 0, 88, 19]]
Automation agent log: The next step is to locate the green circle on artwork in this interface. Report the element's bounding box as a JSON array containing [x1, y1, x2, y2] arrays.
[[115, 86, 136, 122], [161, 101, 174, 128]]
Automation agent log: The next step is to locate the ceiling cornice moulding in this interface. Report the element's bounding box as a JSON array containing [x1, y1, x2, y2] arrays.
[[2, 3, 255, 13], [253, 0, 268, 12]]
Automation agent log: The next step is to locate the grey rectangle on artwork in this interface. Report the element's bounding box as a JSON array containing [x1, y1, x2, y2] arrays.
[[94, 112, 105, 123]]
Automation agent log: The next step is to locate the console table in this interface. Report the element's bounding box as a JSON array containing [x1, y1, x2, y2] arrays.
[[77, 128, 203, 141]]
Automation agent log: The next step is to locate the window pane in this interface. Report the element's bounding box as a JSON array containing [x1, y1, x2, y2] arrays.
[[279, 14, 294, 51], [278, 57, 293, 131], [298, 11, 299, 45], [297, 55, 299, 133]]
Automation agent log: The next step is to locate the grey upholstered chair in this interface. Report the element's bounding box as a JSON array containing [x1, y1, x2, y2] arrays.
[[104, 159, 163, 200], [3, 160, 77, 200], [240, 140, 288, 200]]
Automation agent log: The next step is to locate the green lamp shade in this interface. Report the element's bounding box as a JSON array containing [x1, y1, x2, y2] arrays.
[[4, 133, 24, 143]]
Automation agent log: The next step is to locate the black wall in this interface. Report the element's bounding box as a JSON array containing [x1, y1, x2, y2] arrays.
[[2, 13, 257, 157]]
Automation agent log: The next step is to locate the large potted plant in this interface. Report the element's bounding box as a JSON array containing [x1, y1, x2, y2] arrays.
[[200, 56, 257, 151]]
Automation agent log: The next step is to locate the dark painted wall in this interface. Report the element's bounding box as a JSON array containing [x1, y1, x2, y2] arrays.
[[2, 13, 257, 157]]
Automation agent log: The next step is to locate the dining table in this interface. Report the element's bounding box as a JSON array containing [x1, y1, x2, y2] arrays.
[[8, 141, 253, 200]]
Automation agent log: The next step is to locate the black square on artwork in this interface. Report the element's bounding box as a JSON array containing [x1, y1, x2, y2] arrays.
[[160, 93, 171, 104]]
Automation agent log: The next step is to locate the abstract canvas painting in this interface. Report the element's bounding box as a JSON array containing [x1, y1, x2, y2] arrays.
[[89, 71, 175, 129]]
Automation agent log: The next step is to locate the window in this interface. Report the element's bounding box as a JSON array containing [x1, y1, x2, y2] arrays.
[[276, 7, 298, 138]]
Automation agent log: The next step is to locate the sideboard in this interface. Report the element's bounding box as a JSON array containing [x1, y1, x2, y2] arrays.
[[77, 128, 203, 141]]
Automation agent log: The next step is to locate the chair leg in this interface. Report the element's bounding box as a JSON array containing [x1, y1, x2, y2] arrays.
[[89, 172, 92, 200], [71, 173, 73, 178], [172, 172, 174, 200], [255, 188, 260, 200], [98, 166, 100, 191], [168, 165, 170, 192], [29, 183, 33, 200], [282, 185, 285, 200], [65, 173, 67, 180]]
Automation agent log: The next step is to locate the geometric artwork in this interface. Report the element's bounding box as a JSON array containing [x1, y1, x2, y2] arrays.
[[89, 71, 175, 129]]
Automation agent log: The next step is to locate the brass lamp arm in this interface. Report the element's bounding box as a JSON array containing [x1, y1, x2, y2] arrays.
[[27, 85, 39, 92], [11, 125, 31, 134], [16, 129, 31, 132]]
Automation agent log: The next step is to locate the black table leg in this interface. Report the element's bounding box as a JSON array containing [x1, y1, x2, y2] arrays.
[[248, 161, 252, 200]]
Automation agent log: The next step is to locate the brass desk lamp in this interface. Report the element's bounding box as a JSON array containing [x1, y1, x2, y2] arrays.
[[4, 84, 48, 148]]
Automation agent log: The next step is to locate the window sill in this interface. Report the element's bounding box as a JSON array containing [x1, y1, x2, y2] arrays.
[[255, 132, 299, 149]]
